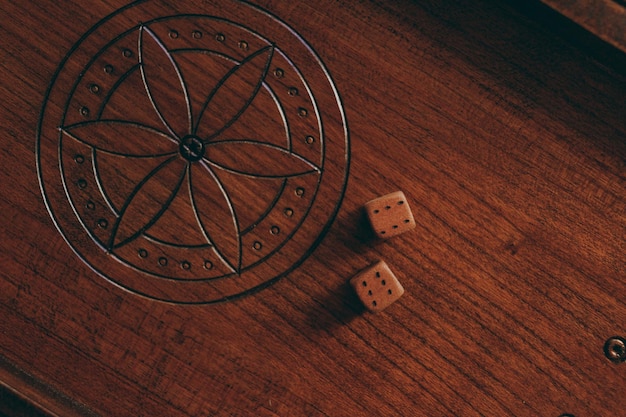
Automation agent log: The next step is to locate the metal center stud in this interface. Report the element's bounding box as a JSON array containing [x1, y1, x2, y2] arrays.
[[180, 135, 205, 162]]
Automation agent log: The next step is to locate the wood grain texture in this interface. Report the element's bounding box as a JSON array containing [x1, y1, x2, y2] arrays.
[[1, 0, 624, 416]]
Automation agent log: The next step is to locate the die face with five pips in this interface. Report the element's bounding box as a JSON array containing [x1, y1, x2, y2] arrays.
[[365, 191, 415, 239], [350, 260, 404, 312]]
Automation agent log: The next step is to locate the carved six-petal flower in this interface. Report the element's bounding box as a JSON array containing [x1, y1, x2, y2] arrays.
[[61, 25, 319, 273]]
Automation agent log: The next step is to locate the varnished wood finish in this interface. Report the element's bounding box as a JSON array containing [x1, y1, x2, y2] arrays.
[[1, 0, 624, 415]]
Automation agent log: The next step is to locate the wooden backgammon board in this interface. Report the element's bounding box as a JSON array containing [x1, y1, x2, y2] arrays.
[[1, 0, 624, 415]]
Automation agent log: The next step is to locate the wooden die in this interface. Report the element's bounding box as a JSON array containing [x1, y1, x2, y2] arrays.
[[350, 261, 404, 313], [365, 191, 415, 239]]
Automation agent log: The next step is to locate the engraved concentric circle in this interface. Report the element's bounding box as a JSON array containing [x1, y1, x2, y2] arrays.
[[37, 0, 349, 304]]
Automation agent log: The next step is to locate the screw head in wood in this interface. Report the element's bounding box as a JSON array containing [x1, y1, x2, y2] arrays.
[[604, 336, 626, 363]]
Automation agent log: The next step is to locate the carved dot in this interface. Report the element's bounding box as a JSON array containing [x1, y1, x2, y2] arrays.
[[79, 106, 90, 117], [204, 260, 214, 270], [558, 414, 575, 417], [385, 205, 391, 210], [305, 135, 315, 145], [604, 336, 626, 363], [169, 30, 179, 39], [295, 187, 305, 197], [270, 226, 280, 235], [404, 219, 410, 223], [398, 201, 405, 205], [288, 87, 299, 96], [192, 30, 202, 39], [392, 225, 398, 229], [74, 154, 85, 164], [89, 84, 100, 94], [381, 280, 386, 286], [138, 249, 148, 258], [388, 289, 393, 295], [77, 179, 87, 189], [238, 40, 249, 50], [298, 107, 308, 117], [104, 64, 114, 74], [158, 257, 168, 267], [380, 231, 386, 235], [372, 301, 378, 307], [122, 48, 133, 58], [373, 209, 380, 214], [274, 68, 284, 78], [181, 261, 191, 270], [368, 290, 373, 296], [253, 241, 263, 250], [97, 219, 108, 229], [375, 272, 381, 278], [86, 201, 95, 210], [216, 33, 226, 42], [284, 208, 294, 217], [361, 281, 367, 287]]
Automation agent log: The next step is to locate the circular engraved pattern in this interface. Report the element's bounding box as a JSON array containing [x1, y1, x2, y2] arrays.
[[37, 0, 349, 304]]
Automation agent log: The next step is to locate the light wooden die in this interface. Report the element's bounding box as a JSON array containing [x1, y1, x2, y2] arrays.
[[364, 191, 416, 239], [350, 260, 405, 313]]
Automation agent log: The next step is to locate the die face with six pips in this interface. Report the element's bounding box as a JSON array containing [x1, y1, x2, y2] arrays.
[[364, 191, 416, 239], [350, 260, 405, 313]]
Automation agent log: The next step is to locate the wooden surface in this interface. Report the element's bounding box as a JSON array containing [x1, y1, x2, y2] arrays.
[[540, 0, 626, 54], [1, 0, 625, 415]]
